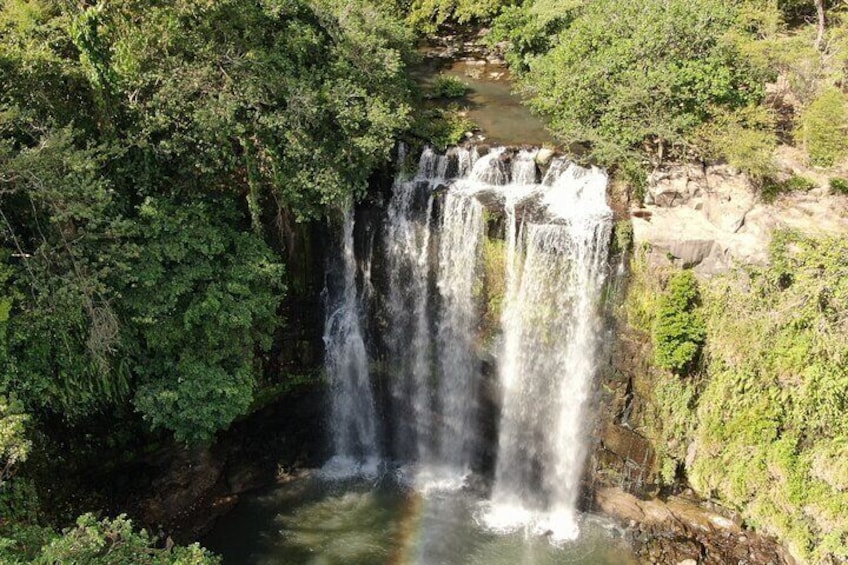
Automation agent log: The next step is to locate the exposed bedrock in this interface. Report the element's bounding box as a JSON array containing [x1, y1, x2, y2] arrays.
[[633, 159, 848, 275]]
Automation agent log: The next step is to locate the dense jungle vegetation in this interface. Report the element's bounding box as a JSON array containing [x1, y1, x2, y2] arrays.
[[625, 232, 848, 563], [2, 0, 847, 562], [0, 0, 412, 560]]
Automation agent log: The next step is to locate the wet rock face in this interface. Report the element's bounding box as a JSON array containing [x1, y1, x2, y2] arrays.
[[596, 488, 795, 565], [585, 311, 659, 500], [139, 384, 326, 542]]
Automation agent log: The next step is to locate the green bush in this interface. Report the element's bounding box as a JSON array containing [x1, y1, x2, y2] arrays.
[[611, 220, 633, 255], [652, 270, 705, 375], [33, 514, 219, 564], [428, 74, 470, 99], [802, 87, 848, 167], [829, 177, 848, 194], [407, 0, 510, 34], [760, 174, 817, 203], [410, 106, 477, 149]]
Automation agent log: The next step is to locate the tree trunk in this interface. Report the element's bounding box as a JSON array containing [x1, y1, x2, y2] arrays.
[[815, 0, 826, 51]]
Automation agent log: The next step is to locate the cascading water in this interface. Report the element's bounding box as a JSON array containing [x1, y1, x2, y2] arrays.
[[433, 184, 484, 473], [322, 208, 381, 478], [384, 146, 483, 487], [483, 160, 612, 542], [384, 147, 439, 463], [330, 144, 611, 542]]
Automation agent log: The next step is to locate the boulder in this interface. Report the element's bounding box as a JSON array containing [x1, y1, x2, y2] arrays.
[[535, 147, 556, 166], [595, 488, 793, 564]]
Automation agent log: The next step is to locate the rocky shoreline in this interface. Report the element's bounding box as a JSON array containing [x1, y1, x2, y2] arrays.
[[594, 488, 794, 564]]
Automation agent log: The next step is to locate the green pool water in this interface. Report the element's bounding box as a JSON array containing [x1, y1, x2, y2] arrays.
[[204, 476, 638, 565]]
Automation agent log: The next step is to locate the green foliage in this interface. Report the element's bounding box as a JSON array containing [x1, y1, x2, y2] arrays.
[[0, 129, 131, 417], [406, 0, 509, 34], [617, 159, 648, 205], [428, 74, 470, 99], [802, 87, 848, 167], [610, 220, 633, 255], [0, 0, 413, 440], [694, 105, 777, 179], [488, 1, 584, 73], [829, 176, 848, 194], [650, 372, 697, 485], [0, 395, 29, 483], [688, 232, 848, 562], [121, 198, 285, 444], [0, 0, 413, 558], [481, 237, 506, 343], [0, 479, 53, 563], [629, 232, 848, 563], [623, 248, 664, 335], [760, 173, 817, 203], [652, 270, 705, 375], [513, 0, 772, 163], [410, 106, 476, 150], [32, 513, 219, 565]]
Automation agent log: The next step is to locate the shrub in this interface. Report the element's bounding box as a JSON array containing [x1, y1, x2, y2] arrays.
[[611, 220, 633, 255], [429, 74, 470, 99], [652, 270, 705, 375], [410, 106, 476, 150], [34, 514, 220, 564], [802, 87, 848, 167], [829, 177, 848, 194], [760, 174, 817, 203]]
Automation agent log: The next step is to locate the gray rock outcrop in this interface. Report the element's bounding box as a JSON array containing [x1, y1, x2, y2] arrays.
[[632, 163, 848, 275]]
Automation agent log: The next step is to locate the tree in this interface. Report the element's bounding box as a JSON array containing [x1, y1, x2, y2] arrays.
[[492, 0, 776, 165], [0, 0, 413, 441], [815, 0, 826, 50], [652, 270, 705, 375], [120, 198, 284, 443]]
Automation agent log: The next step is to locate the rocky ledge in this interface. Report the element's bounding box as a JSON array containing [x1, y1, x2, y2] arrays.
[[631, 148, 848, 275], [595, 487, 795, 565]]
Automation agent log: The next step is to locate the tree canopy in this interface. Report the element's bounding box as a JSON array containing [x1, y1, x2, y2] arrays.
[[0, 0, 412, 442]]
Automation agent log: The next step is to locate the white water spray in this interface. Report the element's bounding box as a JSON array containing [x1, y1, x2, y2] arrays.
[[483, 160, 612, 542], [322, 208, 381, 479]]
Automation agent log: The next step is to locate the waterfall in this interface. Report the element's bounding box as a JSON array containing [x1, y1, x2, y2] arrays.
[[434, 189, 483, 471], [330, 144, 611, 541], [384, 146, 483, 487], [384, 148, 439, 463], [484, 160, 612, 542], [322, 208, 381, 478]]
